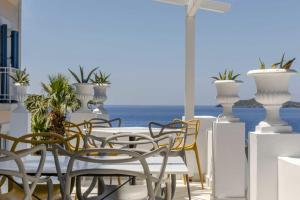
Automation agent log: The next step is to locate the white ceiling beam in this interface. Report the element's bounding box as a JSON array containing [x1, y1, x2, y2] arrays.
[[197, 0, 231, 13], [188, 0, 230, 16], [153, 0, 187, 6]]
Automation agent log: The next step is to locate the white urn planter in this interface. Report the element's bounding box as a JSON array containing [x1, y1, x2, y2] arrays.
[[74, 83, 94, 113], [13, 83, 28, 112], [214, 80, 241, 122], [93, 84, 108, 115], [247, 69, 297, 134]]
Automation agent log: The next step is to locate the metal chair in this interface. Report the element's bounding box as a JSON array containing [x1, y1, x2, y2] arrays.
[[0, 132, 80, 200], [53, 144, 170, 200], [88, 118, 122, 128], [63, 121, 93, 149], [149, 121, 192, 200], [0, 145, 53, 200], [174, 119, 204, 189]]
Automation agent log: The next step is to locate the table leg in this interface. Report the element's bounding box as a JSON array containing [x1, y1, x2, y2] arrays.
[[129, 136, 136, 185], [171, 174, 177, 199], [165, 175, 172, 200]]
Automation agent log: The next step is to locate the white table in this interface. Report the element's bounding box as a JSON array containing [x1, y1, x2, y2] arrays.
[[91, 127, 156, 136], [0, 155, 188, 176], [0, 155, 188, 200]]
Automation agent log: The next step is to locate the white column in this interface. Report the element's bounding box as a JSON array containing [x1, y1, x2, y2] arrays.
[[184, 15, 196, 120], [213, 121, 246, 199]]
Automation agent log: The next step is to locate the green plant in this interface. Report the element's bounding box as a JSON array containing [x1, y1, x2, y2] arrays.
[[259, 54, 296, 70], [92, 71, 111, 85], [25, 95, 50, 132], [25, 74, 80, 134], [68, 66, 98, 83], [211, 70, 240, 81], [9, 68, 29, 86], [259, 58, 265, 69], [42, 74, 80, 135]]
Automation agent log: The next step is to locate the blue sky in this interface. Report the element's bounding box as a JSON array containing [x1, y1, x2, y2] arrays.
[[22, 0, 300, 105]]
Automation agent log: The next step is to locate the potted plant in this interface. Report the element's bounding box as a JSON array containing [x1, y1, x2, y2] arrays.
[[91, 71, 110, 114], [247, 54, 297, 133], [212, 70, 241, 122], [68, 66, 98, 112], [9, 68, 29, 112]]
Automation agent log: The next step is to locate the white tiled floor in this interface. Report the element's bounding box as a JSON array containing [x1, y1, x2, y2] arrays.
[[174, 180, 212, 200], [78, 179, 212, 200]]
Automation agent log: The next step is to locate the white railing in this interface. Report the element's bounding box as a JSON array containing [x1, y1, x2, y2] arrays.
[[0, 66, 17, 103]]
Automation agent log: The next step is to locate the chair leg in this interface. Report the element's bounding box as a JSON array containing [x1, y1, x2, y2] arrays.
[[185, 174, 191, 200], [117, 176, 121, 185], [194, 145, 204, 189], [183, 174, 186, 185]]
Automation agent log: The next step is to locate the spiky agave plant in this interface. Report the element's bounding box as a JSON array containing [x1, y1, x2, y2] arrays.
[[211, 70, 240, 81], [259, 54, 296, 70], [271, 53, 296, 70], [68, 65, 98, 83], [9, 68, 29, 86], [92, 71, 111, 85]]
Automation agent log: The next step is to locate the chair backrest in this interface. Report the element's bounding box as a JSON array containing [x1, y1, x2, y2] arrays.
[[88, 118, 121, 128], [174, 119, 200, 147], [0, 145, 48, 200], [149, 121, 188, 152], [102, 133, 162, 154], [53, 145, 169, 200], [1, 132, 80, 152], [63, 121, 92, 149]]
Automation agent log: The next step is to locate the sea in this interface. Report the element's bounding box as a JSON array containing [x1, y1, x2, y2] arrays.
[[106, 105, 300, 136]]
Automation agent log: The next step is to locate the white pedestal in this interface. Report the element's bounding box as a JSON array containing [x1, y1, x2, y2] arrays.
[[278, 157, 300, 200], [183, 116, 216, 180], [249, 133, 300, 200], [95, 112, 109, 120], [213, 121, 246, 199], [0, 104, 17, 124], [206, 130, 213, 187], [70, 112, 97, 124], [9, 111, 31, 137]]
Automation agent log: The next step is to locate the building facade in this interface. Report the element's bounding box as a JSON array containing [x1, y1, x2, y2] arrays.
[[0, 0, 21, 123]]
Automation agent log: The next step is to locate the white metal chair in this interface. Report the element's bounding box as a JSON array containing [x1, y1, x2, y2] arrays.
[[149, 121, 191, 200], [53, 138, 171, 200], [0, 145, 53, 200], [88, 118, 122, 128]]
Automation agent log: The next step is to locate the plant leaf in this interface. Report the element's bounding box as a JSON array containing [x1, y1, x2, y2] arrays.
[[68, 68, 81, 83], [279, 53, 285, 69], [86, 67, 99, 83], [259, 58, 265, 69], [283, 58, 296, 70]]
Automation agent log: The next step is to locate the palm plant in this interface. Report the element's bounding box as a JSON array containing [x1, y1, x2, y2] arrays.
[[68, 66, 98, 83], [25, 95, 50, 132], [9, 68, 29, 86], [211, 70, 240, 81], [92, 71, 111, 85], [41, 74, 79, 135]]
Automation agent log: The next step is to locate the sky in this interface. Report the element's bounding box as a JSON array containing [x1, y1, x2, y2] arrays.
[[22, 0, 300, 105]]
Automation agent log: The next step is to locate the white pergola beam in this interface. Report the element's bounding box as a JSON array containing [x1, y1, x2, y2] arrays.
[[153, 0, 187, 6], [153, 0, 230, 120], [197, 0, 231, 13]]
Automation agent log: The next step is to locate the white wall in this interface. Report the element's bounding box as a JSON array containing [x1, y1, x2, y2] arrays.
[[0, 0, 21, 122], [0, 0, 20, 30]]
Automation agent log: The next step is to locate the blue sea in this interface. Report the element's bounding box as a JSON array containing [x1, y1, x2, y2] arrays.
[[106, 105, 300, 134]]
